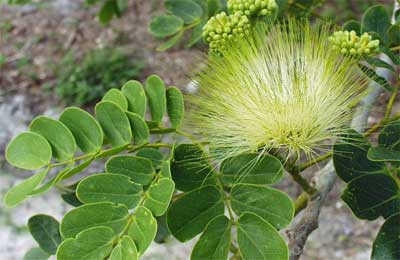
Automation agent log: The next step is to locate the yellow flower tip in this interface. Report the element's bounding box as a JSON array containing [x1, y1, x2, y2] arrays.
[[187, 21, 368, 161]]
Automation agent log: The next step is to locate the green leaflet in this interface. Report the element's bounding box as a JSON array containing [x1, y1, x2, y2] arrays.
[[149, 15, 184, 38], [95, 101, 132, 147], [125, 112, 150, 145], [28, 215, 61, 255], [237, 212, 288, 260], [231, 184, 294, 229], [341, 173, 399, 220], [106, 155, 155, 185], [333, 129, 384, 182], [57, 226, 115, 260], [6, 132, 52, 170], [167, 185, 224, 242], [166, 87, 184, 128], [29, 116, 76, 161], [128, 206, 157, 256], [76, 173, 142, 208], [121, 80, 147, 118], [191, 215, 231, 260], [60, 202, 129, 238], [102, 88, 128, 111], [143, 178, 175, 216], [371, 213, 400, 260], [136, 148, 164, 169], [361, 5, 391, 43], [221, 153, 283, 186], [165, 0, 203, 24], [59, 107, 103, 154], [109, 235, 138, 260], [23, 248, 49, 260], [145, 75, 167, 123], [4, 167, 49, 207], [171, 144, 215, 191]]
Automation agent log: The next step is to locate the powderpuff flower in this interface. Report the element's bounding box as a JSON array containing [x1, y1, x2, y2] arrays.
[[186, 21, 368, 161]]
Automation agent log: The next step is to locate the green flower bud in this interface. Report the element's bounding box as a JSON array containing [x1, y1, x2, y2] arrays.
[[328, 30, 380, 58], [227, 0, 277, 17], [203, 12, 251, 53]]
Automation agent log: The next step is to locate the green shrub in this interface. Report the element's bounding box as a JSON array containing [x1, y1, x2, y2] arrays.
[[55, 47, 144, 105]]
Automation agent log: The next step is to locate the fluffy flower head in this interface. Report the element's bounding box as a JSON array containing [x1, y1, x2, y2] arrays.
[[188, 21, 367, 160]]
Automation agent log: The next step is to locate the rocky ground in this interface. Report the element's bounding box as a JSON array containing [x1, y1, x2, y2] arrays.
[[0, 1, 395, 259]]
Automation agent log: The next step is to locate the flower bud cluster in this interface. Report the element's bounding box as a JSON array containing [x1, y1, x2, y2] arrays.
[[329, 30, 380, 58], [202, 12, 250, 52], [227, 0, 278, 17]]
